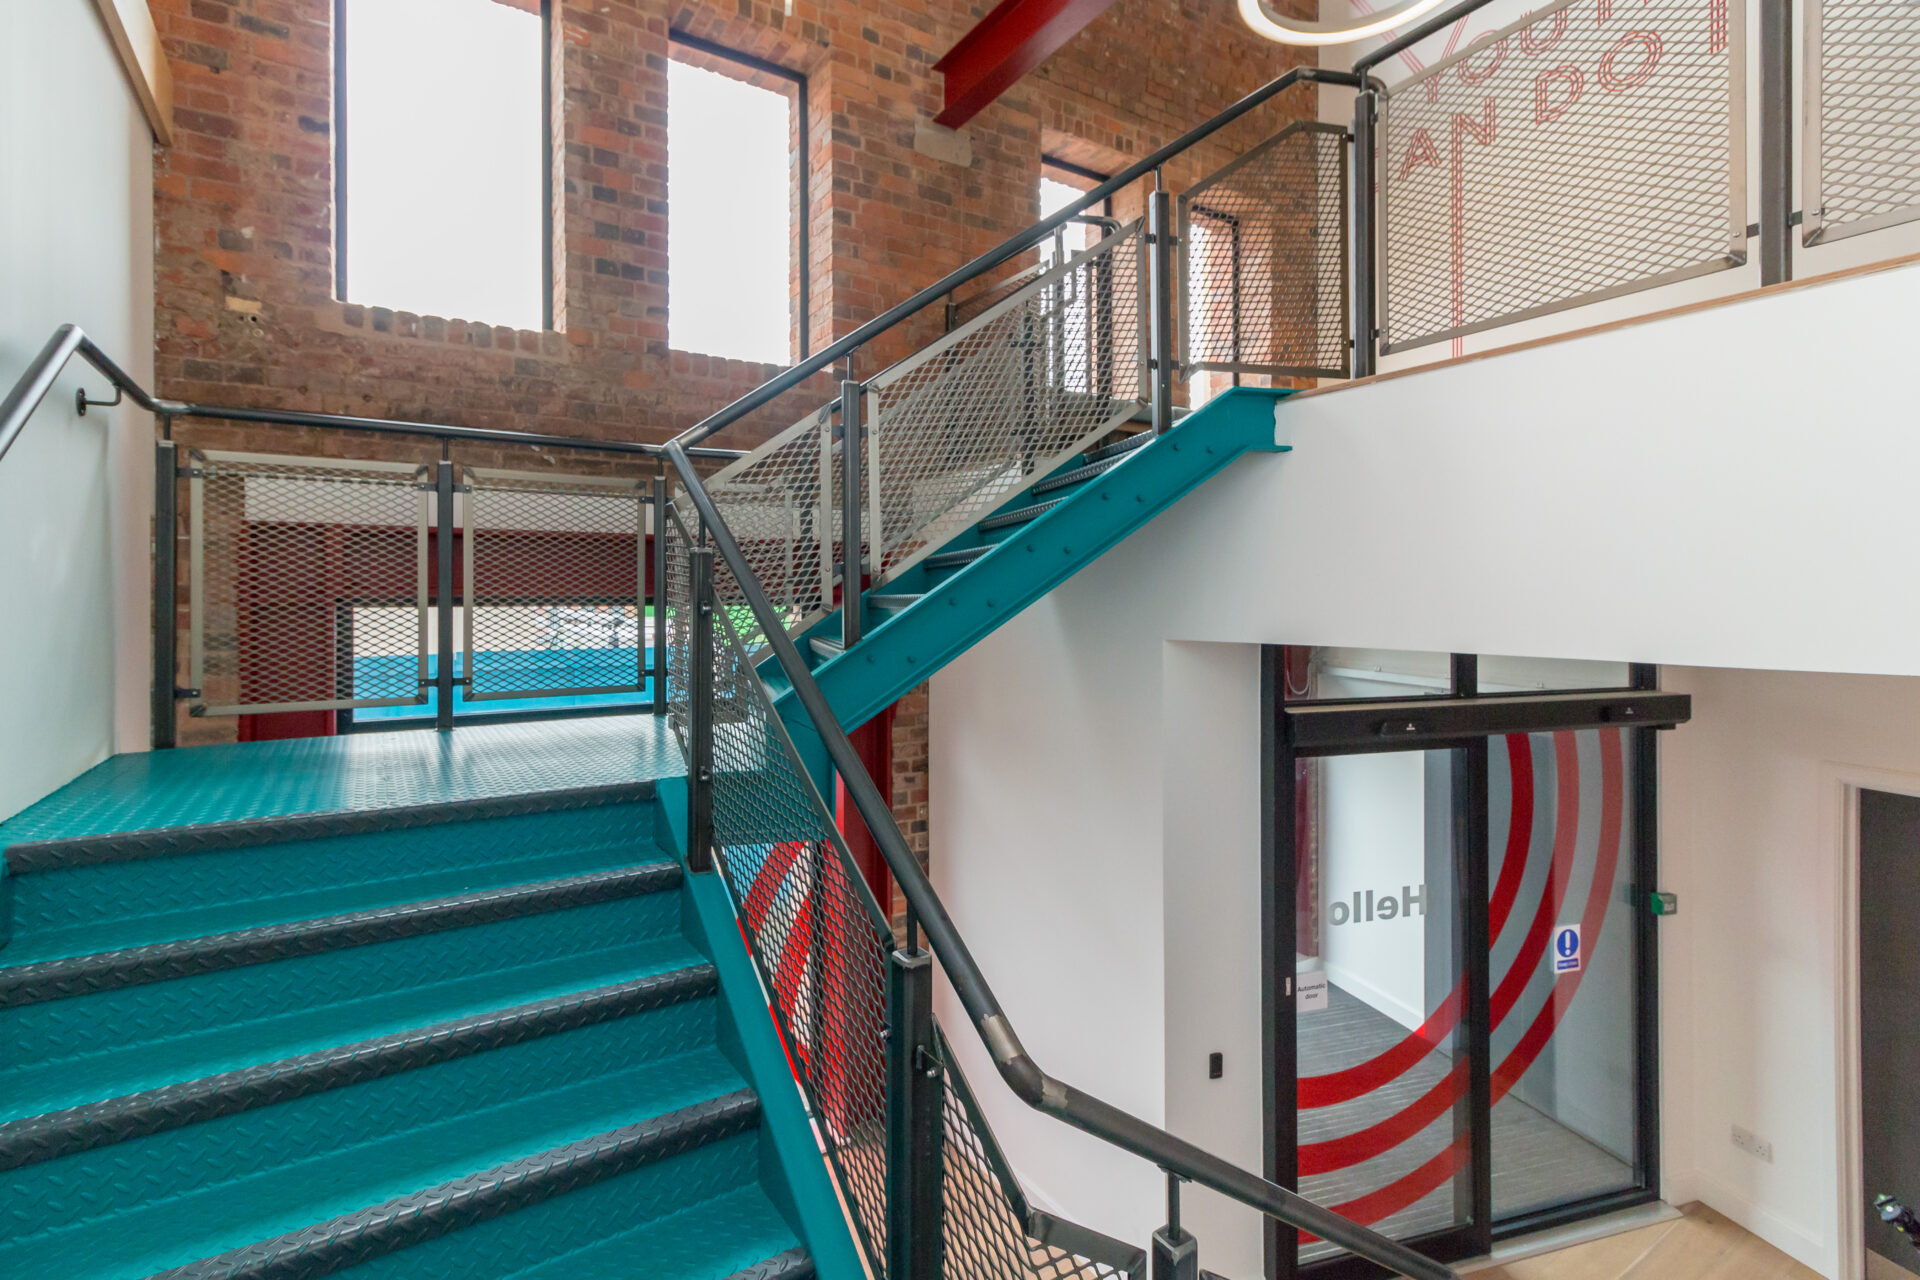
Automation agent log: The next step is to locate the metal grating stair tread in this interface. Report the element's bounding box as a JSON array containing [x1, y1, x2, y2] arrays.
[[0, 862, 683, 1008], [977, 496, 1068, 532], [868, 594, 922, 613], [0, 963, 720, 1171], [4, 805, 670, 968], [808, 637, 844, 662], [1031, 451, 1134, 497], [2, 900, 705, 1123], [1082, 430, 1155, 464], [134, 1091, 765, 1280], [0, 1041, 754, 1277], [922, 545, 992, 572], [494, 1188, 811, 1280]]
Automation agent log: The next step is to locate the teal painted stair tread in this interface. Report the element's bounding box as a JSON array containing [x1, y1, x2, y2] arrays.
[[0, 716, 684, 850], [0, 887, 702, 1120], [352, 1178, 806, 1280], [3, 802, 666, 965], [503, 1184, 806, 1280], [0, 1027, 747, 1279]]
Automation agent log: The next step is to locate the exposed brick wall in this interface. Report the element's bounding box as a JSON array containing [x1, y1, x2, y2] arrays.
[[147, 0, 1317, 861]]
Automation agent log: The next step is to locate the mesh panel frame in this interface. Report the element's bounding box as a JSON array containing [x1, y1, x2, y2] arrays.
[[1379, 0, 1747, 353], [460, 467, 650, 702], [865, 221, 1149, 582], [188, 451, 431, 717], [1805, 0, 1920, 243], [1179, 123, 1351, 379]]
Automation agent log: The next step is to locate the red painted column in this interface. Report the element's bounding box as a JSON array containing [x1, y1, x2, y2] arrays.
[[836, 703, 899, 914]]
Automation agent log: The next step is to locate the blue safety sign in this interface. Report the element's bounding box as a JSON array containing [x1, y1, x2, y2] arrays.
[[1553, 924, 1582, 974]]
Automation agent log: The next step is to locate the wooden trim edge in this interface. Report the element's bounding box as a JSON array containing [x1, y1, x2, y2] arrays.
[[90, 0, 174, 146], [1298, 249, 1920, 401]]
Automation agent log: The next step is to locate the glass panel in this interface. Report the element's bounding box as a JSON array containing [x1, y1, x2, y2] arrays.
[[1478, 655, 1632, 694], [1282, 646, 1454, 702], [1488, 729, 1639, 1219], [1297, 749, 1473, 1261]]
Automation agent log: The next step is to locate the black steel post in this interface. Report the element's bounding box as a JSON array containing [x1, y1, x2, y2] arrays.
[[151, 437, 178, 750], [1147, 189, 1177, 435], [652, 471, 669, 715], [1152, 1174, 1199, 1280], [886, 947, 944, 1280], [840, 377, 865, 649], [435, 459, 456, 732], [1759, 0, 1793, 285], [1351, 89, 1379, 378], [687, 545, 716, 874]]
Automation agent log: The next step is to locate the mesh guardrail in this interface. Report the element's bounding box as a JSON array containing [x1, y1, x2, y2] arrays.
[[866, 221, 1148, 581], [462, 467, 650, 701], [1179, 122, 1350, 379], [1806, 0, 1920, 244], [187, 451, 430, 718], [1379, 0, 1747, 353], [666, 502, 1140, 1279]]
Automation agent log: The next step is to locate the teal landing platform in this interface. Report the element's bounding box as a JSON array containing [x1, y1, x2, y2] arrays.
[[0, 716, 687, 850]]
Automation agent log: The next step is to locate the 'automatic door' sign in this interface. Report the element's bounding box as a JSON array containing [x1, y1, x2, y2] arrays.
[[1379, 0, 1746, 352], [1553, 923, 1583, 973]]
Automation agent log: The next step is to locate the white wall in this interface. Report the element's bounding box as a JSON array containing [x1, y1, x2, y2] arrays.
[[1658, 667, 1920, 1279], [930, 259, 1920, 1277], [1319, 750, 1429, 1030], [0, 1, 157, 819]]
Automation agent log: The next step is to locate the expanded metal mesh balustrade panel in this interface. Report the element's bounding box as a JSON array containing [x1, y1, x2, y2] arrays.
[[938, 1053, 1133, 1280], [188, 451, 429, 717], [462, 468, 649, 701], [669, 523, 1140, 1280], [1180, 123, 1350, 378], [696, 406, 840, 649], [1807, 0, 1920, 242], [702, 575, 896, 1267], [1380, 0, 1746, 353], [662, 507, 695, 754], [866, 221, 1148, 580]]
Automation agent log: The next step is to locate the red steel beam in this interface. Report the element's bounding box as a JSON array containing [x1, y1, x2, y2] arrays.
[[932, 0, 1120, 129]]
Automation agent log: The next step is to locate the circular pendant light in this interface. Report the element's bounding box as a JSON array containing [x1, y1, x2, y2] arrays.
[[1237, 0, 1453, 46]]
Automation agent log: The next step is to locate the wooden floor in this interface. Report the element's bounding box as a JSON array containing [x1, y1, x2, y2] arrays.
[[1471, 1203, 1823, 1280]]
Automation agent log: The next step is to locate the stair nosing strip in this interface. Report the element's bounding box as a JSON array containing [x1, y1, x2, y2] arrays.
[[0, 861, 683, 1009], [144, 1090, 763, 1280], [4, 780, 662, 876], [723, 1247, 817, 1280], [923, 545, 991, 569], [0, 962, 720, 1171], [1032, 452, 1130, 496], [978, 496, 1067, 531]]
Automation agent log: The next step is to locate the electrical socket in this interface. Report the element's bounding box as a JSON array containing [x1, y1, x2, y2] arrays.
[[1731, 1124, 1774, 1163]]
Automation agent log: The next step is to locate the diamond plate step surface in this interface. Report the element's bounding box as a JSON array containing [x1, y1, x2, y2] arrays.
[[357, 1181, 809, 1280], [0, 869, 697, 1120], [0, 1007, 748, 1278], [978, 495, 1068, 536], [3, 792, 663, 965], [1031, 450, 1134, 497], [143, 1094, 768, 1280], [0, 964, 718, 1172]]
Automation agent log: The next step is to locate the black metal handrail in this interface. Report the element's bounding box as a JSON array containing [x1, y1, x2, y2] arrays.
[[670, 63, 1363, 450], [668, 440, 1458, 1280], [0, 323, 747, 464]]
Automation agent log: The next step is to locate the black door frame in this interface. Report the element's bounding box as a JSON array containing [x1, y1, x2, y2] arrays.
[[1261, 651, 1679, 1278]]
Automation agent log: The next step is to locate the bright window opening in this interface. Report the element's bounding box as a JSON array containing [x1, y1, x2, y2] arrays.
[[669, 60, 794, 365], [338, 0, 547, 331]]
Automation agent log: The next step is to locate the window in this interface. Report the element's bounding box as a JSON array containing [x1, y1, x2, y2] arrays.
[[335, 0, 550, 331], [668, 43, 806, 366]]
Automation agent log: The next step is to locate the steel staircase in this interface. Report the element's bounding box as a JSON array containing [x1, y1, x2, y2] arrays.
[[0, 775, 849, 1279]]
